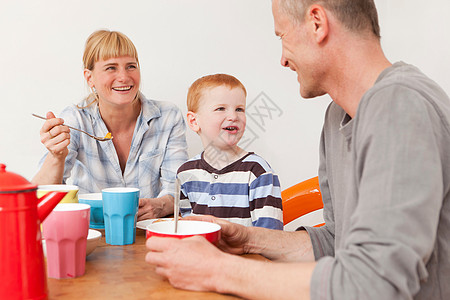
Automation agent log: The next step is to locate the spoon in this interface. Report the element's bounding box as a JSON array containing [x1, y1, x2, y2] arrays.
[[174, 178, 181, 233], [32, 114, 113, 142]]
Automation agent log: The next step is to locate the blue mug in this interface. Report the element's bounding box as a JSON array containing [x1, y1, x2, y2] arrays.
[[102, 187, 139, 245], [78, 193, 104, 229]]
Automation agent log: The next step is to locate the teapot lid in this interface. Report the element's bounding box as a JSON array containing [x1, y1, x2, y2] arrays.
[[0, 164, 37, 193]]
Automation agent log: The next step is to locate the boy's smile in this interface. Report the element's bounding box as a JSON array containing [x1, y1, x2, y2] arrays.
[[223, 126, 239, 133]]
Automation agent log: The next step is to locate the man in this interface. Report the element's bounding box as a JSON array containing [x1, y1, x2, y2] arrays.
[[145, 0, 450, 299]]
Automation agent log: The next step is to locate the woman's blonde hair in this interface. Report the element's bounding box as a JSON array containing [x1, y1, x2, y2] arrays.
[[81, 29, 140, 108]]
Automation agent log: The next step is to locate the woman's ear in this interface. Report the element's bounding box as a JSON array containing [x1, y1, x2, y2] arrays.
[[83, 69, 94, 88], [186, 111, 200, 133]]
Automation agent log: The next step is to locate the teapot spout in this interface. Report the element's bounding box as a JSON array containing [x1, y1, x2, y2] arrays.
[[37, 191, 68, 222]]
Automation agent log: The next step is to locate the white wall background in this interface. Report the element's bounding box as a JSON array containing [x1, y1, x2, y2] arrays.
[[1, 0, 449, 190]]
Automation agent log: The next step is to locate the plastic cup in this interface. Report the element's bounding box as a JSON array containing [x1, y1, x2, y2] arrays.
[[37, 184, 79, 203], [42, 203, 90, 279], [78, 193, 104, 229], [102, 187, 139, 245]]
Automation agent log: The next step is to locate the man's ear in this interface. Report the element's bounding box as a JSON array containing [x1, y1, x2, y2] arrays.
[[186, 111, 200, 133], [83, 69, 94, 88], [308, 5, 329, 44]]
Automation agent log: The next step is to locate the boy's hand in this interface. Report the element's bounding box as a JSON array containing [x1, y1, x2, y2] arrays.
[[138, 195, 173, 220]]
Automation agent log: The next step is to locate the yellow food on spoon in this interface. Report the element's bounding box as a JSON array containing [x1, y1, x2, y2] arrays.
[[104, 132, 113, 139]]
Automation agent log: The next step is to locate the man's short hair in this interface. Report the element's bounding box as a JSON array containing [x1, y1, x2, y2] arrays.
[[187, 74, 247, 113], [279, 0, 381, 38]]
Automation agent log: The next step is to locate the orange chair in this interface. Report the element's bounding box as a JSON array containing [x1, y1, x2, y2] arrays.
[[281, 176, 324, 230]]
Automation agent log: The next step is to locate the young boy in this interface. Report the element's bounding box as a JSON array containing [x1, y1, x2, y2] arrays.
[[177, 74, 283, 230]]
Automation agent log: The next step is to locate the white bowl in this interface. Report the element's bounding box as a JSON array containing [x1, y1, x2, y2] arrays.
[[136, 218, 173, 230], [42, 229, 102, 257], [86, 229, 102, 256]]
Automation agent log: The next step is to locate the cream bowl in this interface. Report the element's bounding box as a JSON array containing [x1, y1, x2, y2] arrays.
[[86, 229, 102, 256]]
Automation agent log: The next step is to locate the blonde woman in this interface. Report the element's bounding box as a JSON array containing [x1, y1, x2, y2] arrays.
[[32, 30, 188, 220]]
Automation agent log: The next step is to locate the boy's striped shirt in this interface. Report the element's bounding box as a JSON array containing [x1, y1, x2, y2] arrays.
[[177, 152, 283, 230]]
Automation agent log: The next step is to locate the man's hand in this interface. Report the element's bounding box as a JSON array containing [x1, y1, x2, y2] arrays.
[[138, 195, 173, 221], [145, 226, 315, 299], [145, 235, 226, 292], [183, 215, 250, 255], [184, 215, 315, 261]]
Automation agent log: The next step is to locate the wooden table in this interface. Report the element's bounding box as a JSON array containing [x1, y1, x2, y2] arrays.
[[47, 228, 262, 299]]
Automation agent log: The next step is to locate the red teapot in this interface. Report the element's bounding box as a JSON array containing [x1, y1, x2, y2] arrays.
[[0, 164, 68, 299]]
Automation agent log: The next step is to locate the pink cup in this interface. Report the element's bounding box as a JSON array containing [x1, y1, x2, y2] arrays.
[[42, 203, 90, 279]]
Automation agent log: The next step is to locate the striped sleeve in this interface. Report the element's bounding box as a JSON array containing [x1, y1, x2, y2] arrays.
[[177, 154, 202, 217], [246, 155, 284, 230]]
